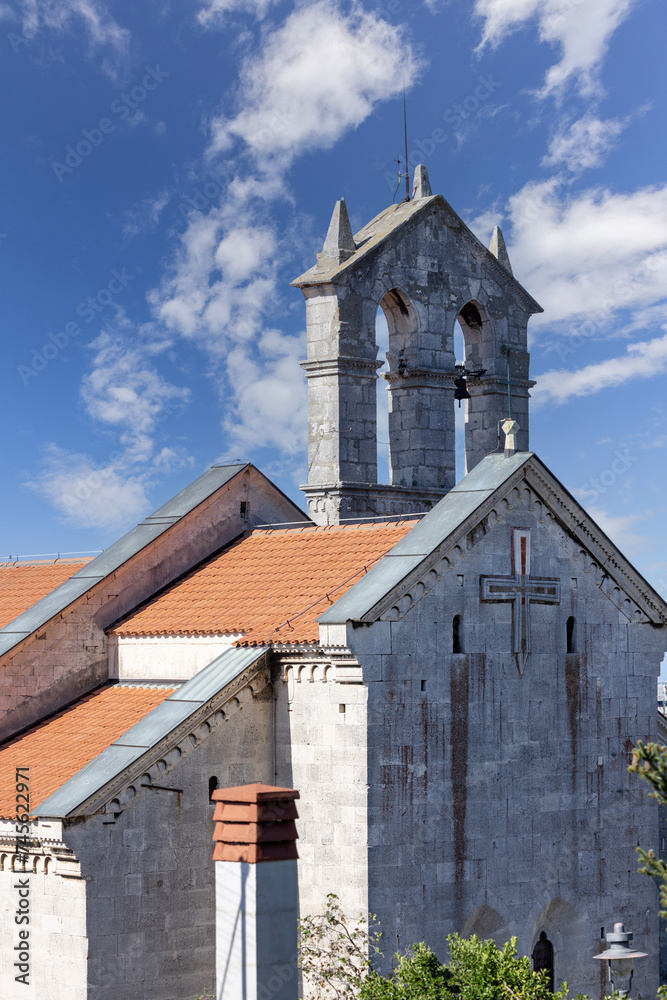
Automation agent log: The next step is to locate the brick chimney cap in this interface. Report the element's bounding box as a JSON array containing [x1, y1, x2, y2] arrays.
[[211, 783, 300, 804]]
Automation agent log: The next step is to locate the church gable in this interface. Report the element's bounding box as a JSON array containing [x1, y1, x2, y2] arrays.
[[320, 452, 667, 639]]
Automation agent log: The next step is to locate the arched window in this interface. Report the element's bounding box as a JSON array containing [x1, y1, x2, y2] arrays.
[[208, 776, 218, 802], [566, 616, 577, 654], [453, 614, 464, 654], [532, 931, 554, 991]]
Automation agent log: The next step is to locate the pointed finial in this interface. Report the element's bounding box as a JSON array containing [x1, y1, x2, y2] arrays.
[[489, 225, 513, 275], [412, 164, 432, 200], [321, 198, 356, 264]]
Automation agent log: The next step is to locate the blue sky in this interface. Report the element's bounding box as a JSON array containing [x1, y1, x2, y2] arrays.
[[2, 0, 667, 605]]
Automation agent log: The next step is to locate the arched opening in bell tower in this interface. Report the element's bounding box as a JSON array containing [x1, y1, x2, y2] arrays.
[[454, 318, 466, 483], [455, 300, 494, 477], [377, 287, 420, 488]]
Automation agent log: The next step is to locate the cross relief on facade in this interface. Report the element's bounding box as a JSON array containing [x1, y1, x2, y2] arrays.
[[480, 527, 560, 672]]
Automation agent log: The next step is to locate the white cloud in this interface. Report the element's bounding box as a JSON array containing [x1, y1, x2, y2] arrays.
[[209, 0, 422, 163], [534, 330, 667, 405], [580, 505, 650, 556], [507, 179, 667, 328], [220, 329, 307, 459], [29, 321, 193, 530], [543, 112, 627, 173], [14, 0, 129, 64], [148, 1, 420, 466], [81, 329, 190, 434], [122, 190, 170, 243], [152, 446, 195, 473], [28, 445, 152, 530], [474, 0, 637, 96], [197, 0, 280, 25]]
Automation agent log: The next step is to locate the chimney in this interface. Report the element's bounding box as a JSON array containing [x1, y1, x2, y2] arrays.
[[213, 783, 300, 1000]]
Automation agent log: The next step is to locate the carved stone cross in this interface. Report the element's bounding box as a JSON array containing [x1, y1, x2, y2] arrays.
[[480, 528, 560, 672]]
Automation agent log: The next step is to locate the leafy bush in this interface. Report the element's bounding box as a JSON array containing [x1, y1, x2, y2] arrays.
[[360, 935, 569, 1000], [299, 896, 624, 1000]]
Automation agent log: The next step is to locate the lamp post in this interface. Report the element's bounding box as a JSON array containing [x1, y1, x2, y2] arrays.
[[594, 922, 647, 998]]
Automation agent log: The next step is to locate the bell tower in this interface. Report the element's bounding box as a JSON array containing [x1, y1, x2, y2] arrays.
[[292, 165, 542, 525]]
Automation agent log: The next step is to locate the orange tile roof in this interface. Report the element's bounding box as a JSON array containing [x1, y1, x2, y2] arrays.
[[0, 684, 175, 818], [111, 520, 417, 645], [0, 559, 92, 630]]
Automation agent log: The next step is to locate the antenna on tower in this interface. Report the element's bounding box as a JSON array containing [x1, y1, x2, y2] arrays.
[[403, 88, 410, 202], [392, 90, 411, 204]]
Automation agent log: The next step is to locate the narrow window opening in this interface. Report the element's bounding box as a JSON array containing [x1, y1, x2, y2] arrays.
[[240, 500, 248, 518], [339, 703, 346, 714], [453, 614, 464, 654], [208, 776, 218, 802], [421, 679, 427, 692], [532, 931, 554, 991], [566, 616, 577, 654]]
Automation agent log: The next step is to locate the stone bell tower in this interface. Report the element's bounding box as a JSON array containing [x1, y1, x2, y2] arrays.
[[292, 165, 542, 525]]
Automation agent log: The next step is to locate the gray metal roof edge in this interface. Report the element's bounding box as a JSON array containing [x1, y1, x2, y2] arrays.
[[33, 645, 268, 819], [0, 464, 253, 660], [319, 453, 533, 624], [0, 576, 102, 637]]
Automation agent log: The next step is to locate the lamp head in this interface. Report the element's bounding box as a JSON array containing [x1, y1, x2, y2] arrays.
[[594, 923, 647, 984]]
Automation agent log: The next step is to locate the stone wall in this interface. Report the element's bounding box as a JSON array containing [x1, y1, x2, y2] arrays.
[[0, 833, 88, 1000], [344, 501, 662, 999], [297, 193, 539, 522], [35, 674, 273, 1000], [275, 659, 369, 920], [109, 633, 243, 682]]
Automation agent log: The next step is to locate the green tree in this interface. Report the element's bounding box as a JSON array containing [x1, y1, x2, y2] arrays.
[[360, 935, 569, 1000], [629, 740, 667, 998], [299, 896, 621, 1000]]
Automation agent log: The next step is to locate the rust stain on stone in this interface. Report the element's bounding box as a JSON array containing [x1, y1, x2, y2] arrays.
[[450, 654, 470, 921]]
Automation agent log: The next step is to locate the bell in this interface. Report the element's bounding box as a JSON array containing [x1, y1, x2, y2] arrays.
[[454, 375, 471, 407]]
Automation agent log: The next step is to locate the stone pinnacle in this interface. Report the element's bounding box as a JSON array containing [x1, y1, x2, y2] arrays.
[[489, 225, 513, 275], [321, 198, 356, 265], [412, 164, 432, 199]]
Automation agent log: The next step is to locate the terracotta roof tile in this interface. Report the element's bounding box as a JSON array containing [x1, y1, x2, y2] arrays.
[[0, 684, 175, 818], [0, 559, 92, 630], [111, 520, 416, 644]]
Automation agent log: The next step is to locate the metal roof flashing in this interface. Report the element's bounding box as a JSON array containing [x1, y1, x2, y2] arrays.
[[318, 450, 667, 628], [0, 464, 251, 658], [318, 453, 533, 625], [33, 645, 267, 819]]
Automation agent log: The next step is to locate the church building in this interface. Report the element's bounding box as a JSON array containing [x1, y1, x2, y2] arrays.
[[0, 165, 665, 1000]]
